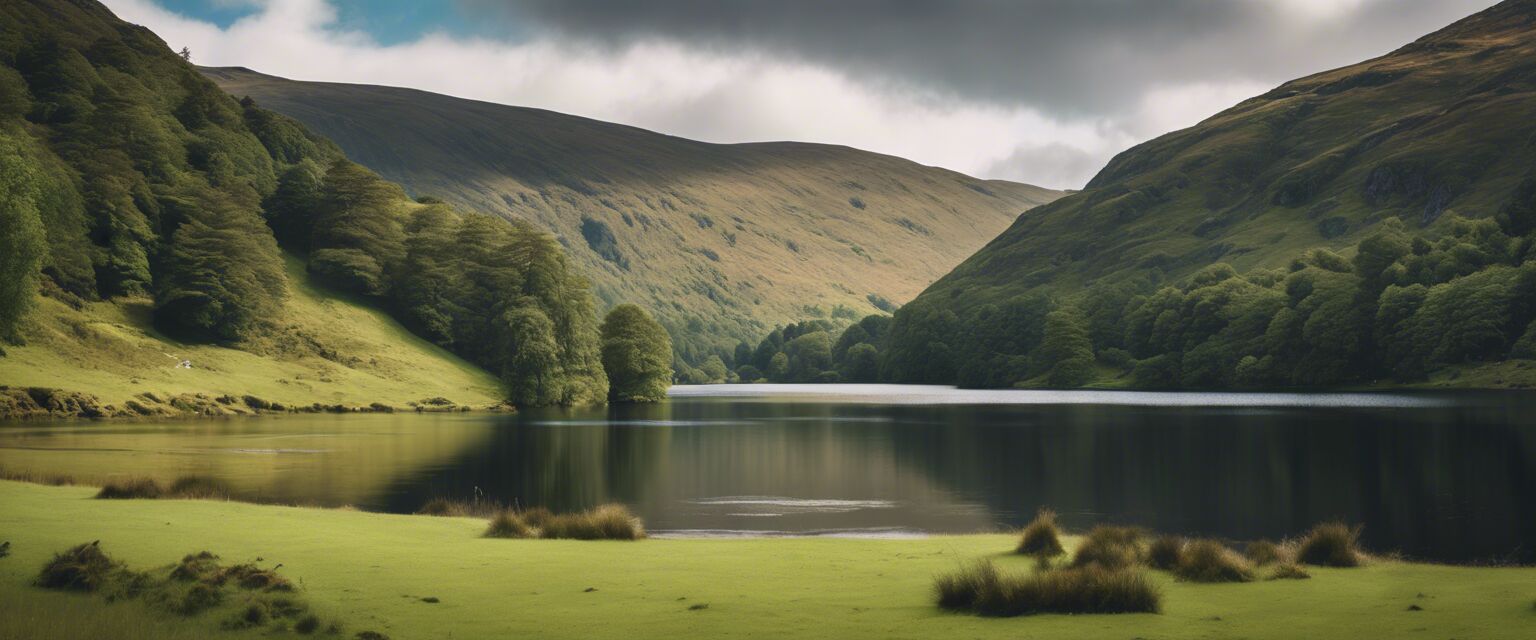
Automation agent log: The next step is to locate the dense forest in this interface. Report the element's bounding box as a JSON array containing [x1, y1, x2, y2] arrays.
[[873, 211, 1536, 389], [0, 0, 671, 406], [868, 0, 1536, 390]]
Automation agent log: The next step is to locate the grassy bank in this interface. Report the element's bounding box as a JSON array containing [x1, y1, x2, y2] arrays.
[[1, 482, 1532, 639], [0, 256, 501, 418]]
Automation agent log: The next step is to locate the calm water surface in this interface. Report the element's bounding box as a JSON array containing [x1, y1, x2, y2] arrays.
[[2, 385, 1533, 563]]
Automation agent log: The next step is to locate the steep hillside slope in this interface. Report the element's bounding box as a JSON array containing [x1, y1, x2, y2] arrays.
[[884, 0, 1536, 388], [202, 67, 1064, 362], [1, 255, 502, 416], [1, 0, 603, 412]]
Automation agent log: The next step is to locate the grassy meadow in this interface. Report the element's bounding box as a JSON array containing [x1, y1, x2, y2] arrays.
[[1, 481, 1532, 640], [0, 255, 501, 413]]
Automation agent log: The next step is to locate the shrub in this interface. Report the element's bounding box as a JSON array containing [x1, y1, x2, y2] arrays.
[[35, 542, 119, 592], [1072, 526, 1144, 570], [1295, 522, 1363, 567], [519, 506, 554, 530], [1146, 536, 1183, 570], [484, 511, 533, 539], [1268, 564, 1311, 580], [1244, 539, 1283, 566], [96, 477, 163, 499], [1017, 509, 1065, 557], [1174, 540, 1254, 583], [171, 551, 222, 581], [935, 560, 1160, 616]]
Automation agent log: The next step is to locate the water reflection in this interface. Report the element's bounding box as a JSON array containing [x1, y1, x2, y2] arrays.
[[1, 387, 1533, 563]]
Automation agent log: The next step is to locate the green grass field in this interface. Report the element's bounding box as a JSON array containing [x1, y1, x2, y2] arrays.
[[1, 481, 1531, 639], [0, 255, 501, 412]]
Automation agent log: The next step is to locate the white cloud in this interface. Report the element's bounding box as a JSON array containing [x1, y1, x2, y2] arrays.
[[103, 0, 1303, 189]]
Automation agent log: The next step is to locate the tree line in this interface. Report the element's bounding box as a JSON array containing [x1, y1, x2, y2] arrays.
[[0, 4, 672, 405], [878, 200, 1536, 389]]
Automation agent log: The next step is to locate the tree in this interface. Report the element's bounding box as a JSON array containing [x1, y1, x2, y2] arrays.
[[1036, 307, 1096, 387], [0, 138, 47, 341], [700, 355, 728, 384], [600, 304, 673, 402], [843, 343, 880, 382], [153, 191, 287, 343], [500, 303, 563, 407], [767, 352, 790, 381], [785, 331, 833, 381], [310, 160, 406, 295], [178, 47, 192, 62]]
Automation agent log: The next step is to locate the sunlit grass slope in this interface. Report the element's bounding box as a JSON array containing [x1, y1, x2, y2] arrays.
[[202, 66, 1065, 360], [0, 255, 501, 410], [1, 481, 1532, 640]]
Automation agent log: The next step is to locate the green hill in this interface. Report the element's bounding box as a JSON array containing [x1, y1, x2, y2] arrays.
[[0, 0, 606, 414], [200, 67, 1064, 365], [881, 0, 1536, 389]]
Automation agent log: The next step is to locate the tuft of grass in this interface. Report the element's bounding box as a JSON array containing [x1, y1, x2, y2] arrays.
[[1173, 540, 1255, 583], [0, 468, 77, 486], [1295, 522, 1364, 567], [1071, 526, 1144, 570], [1016, 509, 1065, 557], [295, 614, 322, 634], [417, 498, 473, 517], [1268, 563, 1312, 580], [35, 542, 118, 592], [1244, 539, 1283, 566], [519, 506, 553, 530], [484, 511, 534, 539], [1146, 536, 1184, 570], [539, 504, 646, 541], [96, 477, 164, 500], [935, 559, 1160, 617], [167, 476, 230, 500]]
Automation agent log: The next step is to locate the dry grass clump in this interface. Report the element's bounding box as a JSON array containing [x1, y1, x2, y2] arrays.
[[1071, 526, 1144, 570], [1016, 509, 1065, 557], [483, 511, 533, 539], [166, 476, 230, 500], [96, 475, 232, 500], [0, 468, 78, 486], [1173, 540, 1255, 583], [935, 560, 1160, 616], [35, 542, 119, 592], [1268, 563, 1311, 580], [417, 498, 474, 517], [1244, 539, 1283, 566], [540, 504, 646, 540], [482, 504, 644, 540], [1146, 536, 1184, 570], [96, 477, 164, 499], [1295, 522, 1364, 567]]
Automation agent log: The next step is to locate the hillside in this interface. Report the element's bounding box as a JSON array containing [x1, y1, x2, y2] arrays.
[[881, 0, 1536, 388], [0, 0, 605, 413], [0, 255, 502, 417], [200, 67, 1064, 364]]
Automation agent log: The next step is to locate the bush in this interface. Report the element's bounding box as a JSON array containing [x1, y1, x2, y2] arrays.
[[484, 511, 533, 539], [35, 542, 118, 591], [1295, 522, 1363, 567], [1268, 564, 1311, 580], [417, 498, 473, 517], [1244, 539, 1283, 566], [1071, 526, 1144, 570], [1016, 509, 1065, 557], [1173, 540, 1254, 583], [96, 477, 163, 499], [935, 560, 1160, 616], [1146, 536, 1183, 570], [519, 506, 554, 530]]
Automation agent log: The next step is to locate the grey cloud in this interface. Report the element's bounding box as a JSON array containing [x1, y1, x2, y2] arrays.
[[983, 143, 1104, 190], [461, 0, 1498, 118]]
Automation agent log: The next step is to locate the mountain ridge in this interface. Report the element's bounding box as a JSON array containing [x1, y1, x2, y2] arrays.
[[202, 66, 1065, 365]]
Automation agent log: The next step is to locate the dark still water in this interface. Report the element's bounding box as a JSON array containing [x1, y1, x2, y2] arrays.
[[2, 385, 1533, 564]]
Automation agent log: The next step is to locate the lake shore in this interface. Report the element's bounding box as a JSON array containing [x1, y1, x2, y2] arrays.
[[1, 481, 1531, 640]]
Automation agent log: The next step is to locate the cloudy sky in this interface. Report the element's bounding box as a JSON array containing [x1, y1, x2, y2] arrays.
[[106, 0, 1497, 189]]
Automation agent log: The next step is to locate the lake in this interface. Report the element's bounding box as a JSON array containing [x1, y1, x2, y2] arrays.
[[2, 385, 1533, 563]]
